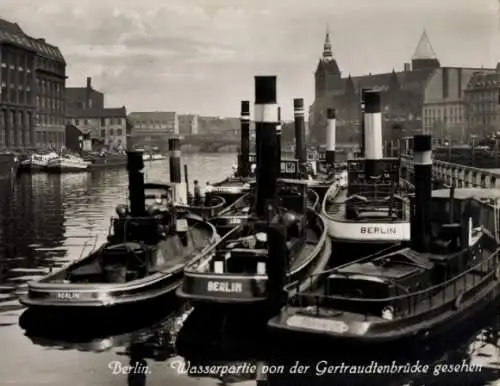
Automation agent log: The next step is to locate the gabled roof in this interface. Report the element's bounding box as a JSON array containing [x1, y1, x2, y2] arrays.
[[412, 30, 437, 60], [0, 17, 65, 63]]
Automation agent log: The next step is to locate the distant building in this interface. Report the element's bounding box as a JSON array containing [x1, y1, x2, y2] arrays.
[[178, 114, 199, 135], [310, 29, 454, 144], [423, 67, 494, 142], [198, 116, 239, 136], [66, 77, 104, 112], [0, 18, 66, 150], [128, 111, 178, 150], [66, 107, 128, 150], [464, 67, 500, 138]]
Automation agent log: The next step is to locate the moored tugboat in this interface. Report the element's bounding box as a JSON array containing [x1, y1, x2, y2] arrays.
[[269, 134, 500, 351], [321, 90, 411, 261], [17, 151, 58, 173], [177, 76, 331, 313], [19, 150, 218, 315]]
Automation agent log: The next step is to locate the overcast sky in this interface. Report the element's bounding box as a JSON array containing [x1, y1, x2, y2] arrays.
[[1, 0, 499, 119]]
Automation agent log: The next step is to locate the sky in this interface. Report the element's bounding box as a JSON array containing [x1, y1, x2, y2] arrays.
[[0, 0, 499, 119]]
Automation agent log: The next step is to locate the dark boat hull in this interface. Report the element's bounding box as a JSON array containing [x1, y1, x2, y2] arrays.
[[20, 216, 219, 311], [0, 153, 19, 178], [268, 279, 500, 353], [177, 210, 332, 308]]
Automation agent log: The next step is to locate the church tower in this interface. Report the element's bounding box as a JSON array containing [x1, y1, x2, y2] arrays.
[[314, 26, 341, 99], [411, 30, 440, 71]]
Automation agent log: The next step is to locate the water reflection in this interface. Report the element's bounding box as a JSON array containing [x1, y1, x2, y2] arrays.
[[20, 304, 188, 386], [0, 154, 499, 385]]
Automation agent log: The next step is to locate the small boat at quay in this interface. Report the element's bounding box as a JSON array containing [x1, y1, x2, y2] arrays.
[[177, 179, 331, 308], [211, 182, 320, 236], [321, 90, 412, 261], [46, 154, 90, 173], [268, 135, 500, 350], [20, 152, 218, 312], [18, 151, 58, 173]]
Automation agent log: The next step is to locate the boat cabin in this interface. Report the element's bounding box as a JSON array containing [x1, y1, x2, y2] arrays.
[[344, 158, 405, 221]]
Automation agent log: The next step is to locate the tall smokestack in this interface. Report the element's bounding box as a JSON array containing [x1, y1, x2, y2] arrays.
[[276, 106, 282, 175], [360, 89, 368, 157], [364, 90, 383, 177], [254, 76, 279, 217], [126, 151, 146, 216], [169, 136, 184, 203], [326, 108, 336, 166], [411, 134, 432, 253], [239, 100, 251, 177], [294, 98, 307, 177]]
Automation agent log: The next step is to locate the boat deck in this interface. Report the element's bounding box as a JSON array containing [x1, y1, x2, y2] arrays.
[[292, 249, 494, 322], [324, 188, 404, 222]]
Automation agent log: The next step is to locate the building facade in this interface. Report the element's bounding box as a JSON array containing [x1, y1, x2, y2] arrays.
[[66, 107, 128, 150], [0, 18, 66, 150], [463, 67, 500, 139], [66, 77, 104, 112], [128, 111, 178, 150], [423, 67, 494, 143], [178, 114, 199, 135], [310, 30, 441, 144]]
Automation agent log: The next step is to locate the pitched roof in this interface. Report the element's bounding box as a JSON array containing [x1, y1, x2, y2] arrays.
[[128, 111, 177, 122], [466, 72, 500, 90], [348, 68, 435, 93], [67, 107, 127, 119], [412, 30, 437, 60], [0, 17, 65, 63]]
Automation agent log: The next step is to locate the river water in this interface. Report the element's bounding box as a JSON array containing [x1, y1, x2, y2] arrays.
[[0, 153, 498, 386]]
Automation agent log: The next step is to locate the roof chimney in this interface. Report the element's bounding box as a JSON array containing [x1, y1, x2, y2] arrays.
[[86, 77, 91, 88], [404, 62, 411, 72]]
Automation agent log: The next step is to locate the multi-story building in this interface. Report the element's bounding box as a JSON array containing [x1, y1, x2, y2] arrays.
[[178, 114, 199, 135], [423, 67, 494, 142], [66, 107, 128, 150], [0, 18, 66, 150], [463, 66, 500, 138], [128, 111, 178, 150]]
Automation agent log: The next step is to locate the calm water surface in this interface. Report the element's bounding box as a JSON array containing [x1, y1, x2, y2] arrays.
[[0, 152, 498, 386]]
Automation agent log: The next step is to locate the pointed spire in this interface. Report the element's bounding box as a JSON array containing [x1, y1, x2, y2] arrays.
[[322, 24, 333, 61], [412, 30, 437, 60]]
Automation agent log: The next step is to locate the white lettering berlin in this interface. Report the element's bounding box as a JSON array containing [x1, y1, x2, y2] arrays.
[[207, 281, 243, 293], [360, 227, 397, 235], [108, 360, 151, 375]]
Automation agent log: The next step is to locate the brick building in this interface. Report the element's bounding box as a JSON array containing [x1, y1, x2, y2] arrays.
[[0, 18, 66, 150], [310, 30, 440, 144], [66, 77, 104, 112], [66, 78, 129, 150], [66, 107, 128, 150], [128, 111, 178, 150], [463, 66, 500, 139]]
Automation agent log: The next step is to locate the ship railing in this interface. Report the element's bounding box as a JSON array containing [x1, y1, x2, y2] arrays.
[[286, 247, 500, 321], [328, 197, 409, 221]]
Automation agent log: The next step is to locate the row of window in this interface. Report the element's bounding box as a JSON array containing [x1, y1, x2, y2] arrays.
[[468, 103, 498, 113], [424, 115, 464, 126], [133, 122, 175, 130], [73, 117, 125, 126], [465, 90, 500, 101], [36, 114, 64, 126], [36, 78, 63, 96], [0, 110, 32, 127], [35, 131, 65, 147], [36, 96, 64, 112]]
